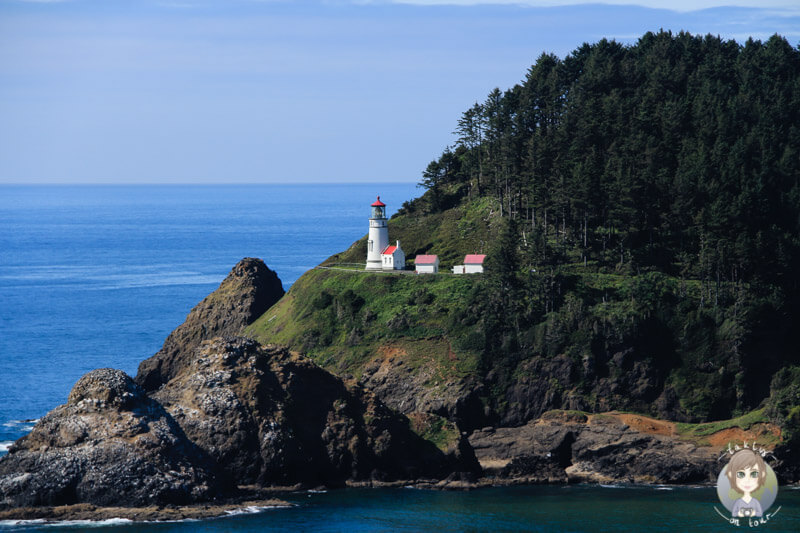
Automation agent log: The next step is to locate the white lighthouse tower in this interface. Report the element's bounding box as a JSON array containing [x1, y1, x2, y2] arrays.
[[366, 196, 389, 270]]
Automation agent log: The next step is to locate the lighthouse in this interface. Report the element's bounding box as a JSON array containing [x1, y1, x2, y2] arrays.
[[366, 196, 389, 270]]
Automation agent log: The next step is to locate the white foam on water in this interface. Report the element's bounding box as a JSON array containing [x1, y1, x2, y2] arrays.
[[48, 518, 134, 528], [0, 441, 13, 453], [224, 505, 284, 516], [0, 519, 47, 528], [3, 419, 39, 428], [599, 484, 625, 489], [0, 518, 133, 528]]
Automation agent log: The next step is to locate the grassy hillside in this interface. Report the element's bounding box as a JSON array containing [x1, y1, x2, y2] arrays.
[[248, 267, 483, 380]]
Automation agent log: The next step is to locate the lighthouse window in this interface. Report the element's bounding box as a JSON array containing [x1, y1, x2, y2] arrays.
[[369, 240, 373, 252]]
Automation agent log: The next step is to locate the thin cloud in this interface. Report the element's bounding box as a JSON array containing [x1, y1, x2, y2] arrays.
[[383, 0, 800, 14]]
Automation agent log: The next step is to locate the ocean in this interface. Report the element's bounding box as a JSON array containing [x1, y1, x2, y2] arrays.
[[1, 184, 798, 531], [0, 183, 417, 446]]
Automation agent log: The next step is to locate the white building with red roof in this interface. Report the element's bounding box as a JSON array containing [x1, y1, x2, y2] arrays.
[[452, 254, 486, 274], [381, 241, 405, 271], [414, 254, 439, 274]]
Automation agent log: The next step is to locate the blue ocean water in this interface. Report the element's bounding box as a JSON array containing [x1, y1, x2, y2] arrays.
[[0, 184, 417, 449], [1, 184, 799, 531]]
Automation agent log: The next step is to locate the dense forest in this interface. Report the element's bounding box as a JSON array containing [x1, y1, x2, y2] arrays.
[[406, 31, 800, 425], [414, 31, 799, 293]]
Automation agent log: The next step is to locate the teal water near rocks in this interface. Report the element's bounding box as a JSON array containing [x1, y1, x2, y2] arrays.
[[1, 185, 799, 531], [2, 486, 800, 532]]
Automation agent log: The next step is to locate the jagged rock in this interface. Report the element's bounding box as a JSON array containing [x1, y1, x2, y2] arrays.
[[0, 369, 218, 508], [498, 353, 670, 427], [152, 337, 480, 487], [359, 351, 488, 431], [766, 433, 800, 484], [468, 412, 718, 484], [136, 258, 284, 391]]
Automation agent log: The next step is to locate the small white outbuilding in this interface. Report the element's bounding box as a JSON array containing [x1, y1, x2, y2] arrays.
[[414, 254, 439, 274], [464, 254, 486, 274], [381, 241, 405, 271], [453, 254, 486, 274]]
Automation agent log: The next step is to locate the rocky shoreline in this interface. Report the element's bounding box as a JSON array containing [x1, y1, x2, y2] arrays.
[[0, 498, 290, 524], [0, 258, 794, 522]]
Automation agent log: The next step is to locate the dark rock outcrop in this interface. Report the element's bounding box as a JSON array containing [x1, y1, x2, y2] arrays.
[[359, 353, 488, 431], [468, 411, 718, 485], [0, 369, 219, 508], [136, 258, 284, 391], [496, 352, 675, 428], [152, 337, 480, 487]]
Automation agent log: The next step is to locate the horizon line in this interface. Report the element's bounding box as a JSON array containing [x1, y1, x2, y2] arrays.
[[0, 181, 422, 186]]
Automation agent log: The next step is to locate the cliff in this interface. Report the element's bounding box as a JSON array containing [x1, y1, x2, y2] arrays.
[[151, 336, 478, 488]]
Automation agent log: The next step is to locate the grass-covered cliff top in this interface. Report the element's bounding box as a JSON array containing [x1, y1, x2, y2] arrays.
[[248, 267, 483, 379]]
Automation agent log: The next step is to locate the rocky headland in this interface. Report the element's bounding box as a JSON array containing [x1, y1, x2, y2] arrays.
[[0, 257, 794, 523], [0, 259, 478, 522]]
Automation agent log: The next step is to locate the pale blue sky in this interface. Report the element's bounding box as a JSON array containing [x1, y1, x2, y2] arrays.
[[1, 1, 798, 184]]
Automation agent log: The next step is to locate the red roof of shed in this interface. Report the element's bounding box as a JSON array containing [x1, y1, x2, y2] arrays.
[[415, 255, 439, 264], [382, 245, 398, 255], [464, 254, 486, 264], [371, 195, 386, 207]]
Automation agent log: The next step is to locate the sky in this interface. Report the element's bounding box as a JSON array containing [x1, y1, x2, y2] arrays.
[[0, 1, 798, 184]]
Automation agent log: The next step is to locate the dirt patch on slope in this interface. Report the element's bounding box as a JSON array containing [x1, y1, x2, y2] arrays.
[[612, 413, 676, 436], [378, 345, 408, 361], [587, 412, 781, 449], [705, 424, 781, 447]]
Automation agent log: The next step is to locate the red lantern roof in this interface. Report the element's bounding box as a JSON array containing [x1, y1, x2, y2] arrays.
[[371, 195, 386, 207]]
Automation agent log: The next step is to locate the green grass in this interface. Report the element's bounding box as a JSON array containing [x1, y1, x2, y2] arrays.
[[675, 409, 769, 437], [409, 413, 461, 452], [673, 409, 782, 447], [246, 267, 483, 379]]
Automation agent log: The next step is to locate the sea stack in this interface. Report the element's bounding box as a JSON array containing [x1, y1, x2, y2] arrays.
[[135, 257, 284, 391]]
